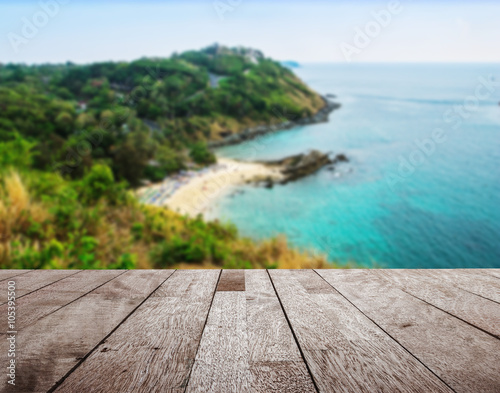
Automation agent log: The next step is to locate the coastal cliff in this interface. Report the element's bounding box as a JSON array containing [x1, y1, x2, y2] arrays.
[[0, 45, 346, 270], [208, 97, 341, 148]]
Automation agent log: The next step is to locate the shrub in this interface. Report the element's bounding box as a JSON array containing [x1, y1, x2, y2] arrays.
[[0, 134, 36, 170], [0, 170, 338, 270], [189, 142, 216, 165], [109, 253, 137, 269], [131, 222, 144, 240]]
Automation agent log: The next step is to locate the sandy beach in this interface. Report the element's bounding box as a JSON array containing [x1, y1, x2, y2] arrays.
[[137, 158, 283, 217]]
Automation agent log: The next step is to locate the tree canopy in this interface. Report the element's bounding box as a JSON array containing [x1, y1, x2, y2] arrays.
[[0, 45, 323, 186]]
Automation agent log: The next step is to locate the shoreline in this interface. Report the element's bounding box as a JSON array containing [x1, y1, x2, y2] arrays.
[[137, 158, 283, 217], [208, 96, 340, 148], [138, 97, 340, 217]]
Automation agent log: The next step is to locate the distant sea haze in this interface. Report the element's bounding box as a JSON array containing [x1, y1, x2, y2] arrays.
[[210, 63, 500, 269]]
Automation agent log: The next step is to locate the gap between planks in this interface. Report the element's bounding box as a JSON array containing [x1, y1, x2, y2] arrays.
[[315, 269, 500, 392], [0, 270, 82, 305], [51, 270, 220, 393], [46, 270, 177, 393]]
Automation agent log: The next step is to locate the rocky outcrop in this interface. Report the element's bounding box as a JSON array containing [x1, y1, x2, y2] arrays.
[[275, 150, 331, 184], [331, 153, 348, 164], [255, 150, 349, 186], [208, 97, 341, 148]]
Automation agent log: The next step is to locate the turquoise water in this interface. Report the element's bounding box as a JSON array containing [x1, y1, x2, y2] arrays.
[[210, 64, 500, 268]]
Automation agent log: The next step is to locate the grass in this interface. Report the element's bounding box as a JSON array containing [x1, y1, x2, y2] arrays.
[[0, 169, 341, 270]]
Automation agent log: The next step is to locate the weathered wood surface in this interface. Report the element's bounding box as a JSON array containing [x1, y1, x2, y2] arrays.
[[423, 269, 500, 303], [375, 269, 500, 338], [0, 270, 123, 333], [54, 270, 219, 393], [186, 270, 315, 393], [0, 270, 174, 393], [483, 269, 500, 279], [0, 270, 32, 281], [0, 268, 497, 393], [270, 270, 453, 393], [0, 270, 80, 303], [216, 269, 245, 292], [317, 269, 500, 393]]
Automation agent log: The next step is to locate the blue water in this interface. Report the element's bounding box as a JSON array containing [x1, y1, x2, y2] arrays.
[[210, 64, 500, 268]]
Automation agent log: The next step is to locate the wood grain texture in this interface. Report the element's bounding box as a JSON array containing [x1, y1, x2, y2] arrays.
[[0, 270, 173, 393], [246, 270, 316, 392], [0, 270, 80, 303], [246, 270, 317, 393], [482, 269, 500, 279], [250, 362, 315, 393], [0, 270, 122, 333], [245, 270, 308, 364], [187, 291, 250, 392], [424, 270, 500, 303], [270, 270, 452, 393], [375, 269, 500, 338], [0, 270, 31, 281], [53, 270, 219, 393], [317, 269, 500, 393], [216, 269, 245, 291], [0, 269, 497, 393], [187, 270, 315, 393]]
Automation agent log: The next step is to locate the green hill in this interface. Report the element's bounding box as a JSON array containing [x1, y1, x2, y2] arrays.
[[0, 44, 325, 186], [0, 45, 339, 270]]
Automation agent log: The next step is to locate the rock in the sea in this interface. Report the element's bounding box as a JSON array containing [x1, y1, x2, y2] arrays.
[[332, 153, 349, 164], [250, 150, 349, 187], [264, 178, 274, 189], [261, 150, 333, 184]]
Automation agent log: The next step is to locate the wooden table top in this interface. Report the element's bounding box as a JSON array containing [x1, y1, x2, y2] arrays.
[[0, 269, 499, 392]]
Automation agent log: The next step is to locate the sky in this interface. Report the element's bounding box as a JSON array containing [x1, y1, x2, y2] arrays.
[[1, 0, 500, 64]]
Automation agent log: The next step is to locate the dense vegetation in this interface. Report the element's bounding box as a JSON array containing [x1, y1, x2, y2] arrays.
[[0, 44, 323, 186], [0, 45, 332, 270], [0, 167, 331, 269]]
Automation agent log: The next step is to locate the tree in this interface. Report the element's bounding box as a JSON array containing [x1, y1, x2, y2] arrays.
[[157, 145, 185, 174], [0, 133, 36, 169], [80, 164, 114, 202], [189, 142, 216, 165], [113, 130, 154, 186], [79, 164, 126, 205], [55, 111, 74, 136]]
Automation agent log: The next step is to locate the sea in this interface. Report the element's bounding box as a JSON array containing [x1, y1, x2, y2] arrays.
[[208, 63, 500, 268]]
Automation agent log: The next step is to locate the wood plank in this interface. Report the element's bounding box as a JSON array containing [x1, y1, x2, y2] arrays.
[[317, 269, 500, 393], [246, 270, 316, 393], [375, 269, 500, 338], [246, 270, 317, 393], [187, 291, 250, 392], [479, 269, 500, 279], [424, 270, 500, 303], [216, 269, 245, 291], [270, 270, 452, 393], [53, 270, 219, 393], [0, 270, 31, 281], [0, 270, 174, 393], [249, 362, 315, 393], [0, 270, 81, 304], [186, 270, 316, 392], [0, 270, 122, 333], [245, 270, 309, 364]]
